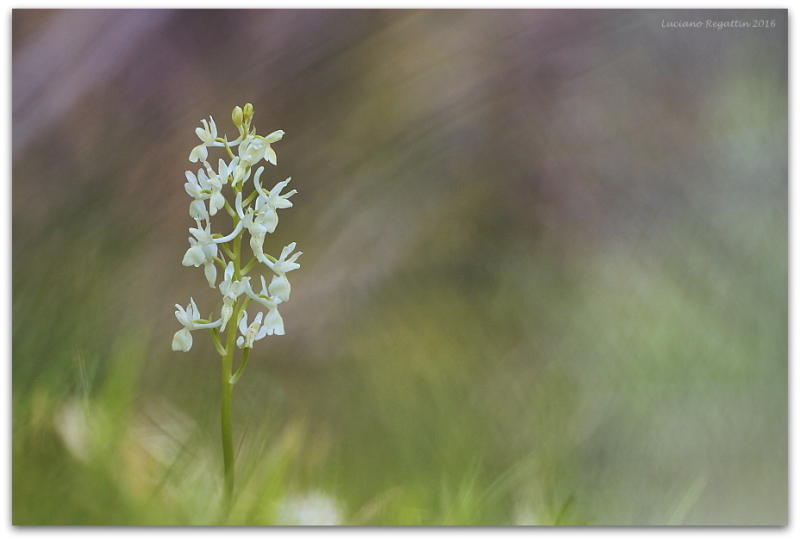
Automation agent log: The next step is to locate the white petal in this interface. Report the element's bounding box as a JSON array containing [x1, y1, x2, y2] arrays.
[[172, 328, 193, 352], [268, 274, 291, 302], [223, 261, 235, 284], [260, 275, 269, 296], [189, 144, 208, 163], [280, 243, 296, 259], [184, 171, 201, 196], [261, 208, 278, 234], [197, 168, 211, 189], [210, 192, 225, 216], [190, 225, 213, 243], [249, 233, 265, 260], [218, 159, 229, 183], [263, 130, 284, 143], [234, 191, 245, 219], [220, 303, 233, 332], [238, 310, 249, 334], [189, 199, 208, 221], [253, 166, 265, 192], [182, 244, 206, 267], [270, 178, 292, 197], [174, 305, 191, 327], [189, 298, 201, 320], [204, 261, 217, 289], [202, 242, 218, 260], [264, 307, 284, 336], [264, 146, 277, 166], [214, 220, 244, 244]]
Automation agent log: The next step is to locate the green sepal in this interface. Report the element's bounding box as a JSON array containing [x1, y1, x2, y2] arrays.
[[210, 327, 227, 357], [229, 347, 251, 385]]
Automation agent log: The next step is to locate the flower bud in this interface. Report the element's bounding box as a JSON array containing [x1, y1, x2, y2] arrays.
[[231, 106, 244, 127], [243, 103, 254, 121]]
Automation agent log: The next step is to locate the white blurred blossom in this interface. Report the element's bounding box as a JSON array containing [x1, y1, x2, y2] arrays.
[[275, 491, 342, 526]]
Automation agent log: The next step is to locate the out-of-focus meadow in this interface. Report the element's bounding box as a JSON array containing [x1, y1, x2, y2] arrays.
[[12, 9, 787, 525]]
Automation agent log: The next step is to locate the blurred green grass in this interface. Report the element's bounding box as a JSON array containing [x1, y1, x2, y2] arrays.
[[12, 219, 785, 524]]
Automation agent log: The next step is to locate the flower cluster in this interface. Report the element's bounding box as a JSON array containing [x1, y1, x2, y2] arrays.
[[172, 104, 301, 354]]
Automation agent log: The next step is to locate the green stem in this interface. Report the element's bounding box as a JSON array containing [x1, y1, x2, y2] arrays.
[[229, 347, 251, 385], [215, 137, 236, 160], [211, 255, 227, 271], [241, 257, 258, 275], [223, 199, 237, 218], [221, 315, 236, 505], [242, 190, 258, 207], [220, 243, 235, 261], [219, 215, 244, 510], [210, 327, 226, 357]]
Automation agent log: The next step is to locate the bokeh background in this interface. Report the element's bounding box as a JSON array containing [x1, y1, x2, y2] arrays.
[[12, 9, 787, 525]]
